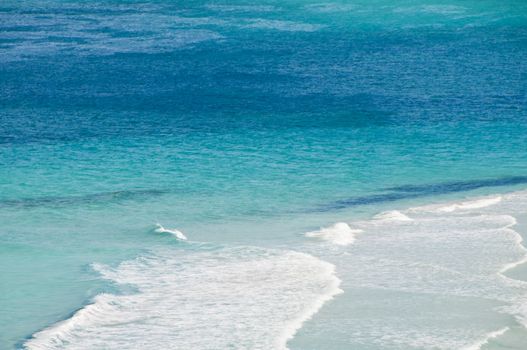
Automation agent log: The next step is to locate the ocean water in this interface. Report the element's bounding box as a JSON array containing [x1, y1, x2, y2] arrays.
[[1, 0, 527, 349]]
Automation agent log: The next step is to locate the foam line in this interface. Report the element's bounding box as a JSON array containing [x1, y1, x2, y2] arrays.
[[277, 266, 342, 348], [460, 327, 509, 350], [434, 196, 502, 212], [498, 218, 527, 275]]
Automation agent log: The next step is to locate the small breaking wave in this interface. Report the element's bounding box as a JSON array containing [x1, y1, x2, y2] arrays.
[[154, 224, 187, 240], [372, 210, 413, 222], [435, 196, 502, 213], [305, 222, 361, 246]]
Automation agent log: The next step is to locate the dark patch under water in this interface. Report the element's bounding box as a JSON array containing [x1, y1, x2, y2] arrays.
[[0, 189, 167, 209], [315, 176, 527, 212]]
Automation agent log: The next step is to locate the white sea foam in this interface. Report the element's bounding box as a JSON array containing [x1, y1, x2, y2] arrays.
[[24, 190, 527, 350], [154, 223, 187, 240], [500, 255, 527, 276], [372, 210, 413, 222], [436, 196, 502, 212], [25, 247, 341, 350], [460, 327, 509, 350], [300, 190, 527, 349], [305, 222, 361, 246], [510, 298, 527, 331], [498, 219, 527, 275]]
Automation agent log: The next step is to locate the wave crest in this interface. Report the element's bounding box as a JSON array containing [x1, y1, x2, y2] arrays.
[[154, 224, 187, 240], [305, 222, 361, 246]]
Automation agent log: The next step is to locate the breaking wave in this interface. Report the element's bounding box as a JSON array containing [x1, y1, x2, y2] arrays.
[[305, 222, 361, 246], [154, 224, 187, 240], [24, 246, 341, 350]]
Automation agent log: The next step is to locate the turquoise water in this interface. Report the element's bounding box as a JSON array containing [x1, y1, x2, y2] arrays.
[[1, 0, 527, 349]]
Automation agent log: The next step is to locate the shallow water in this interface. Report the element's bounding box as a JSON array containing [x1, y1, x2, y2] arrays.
[[1, 0, 527, 349]]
